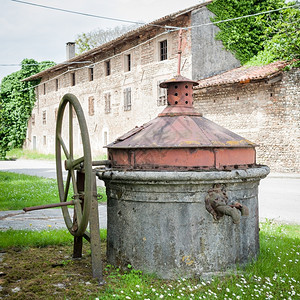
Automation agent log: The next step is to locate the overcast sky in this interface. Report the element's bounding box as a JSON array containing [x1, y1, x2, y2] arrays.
[[0, 0, 203, 81]]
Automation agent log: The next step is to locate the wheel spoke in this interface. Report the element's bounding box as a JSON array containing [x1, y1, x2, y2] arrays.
[[70, 169, 78, 195], [57, 134, 70, 159], [63, 171, 71, 203], [74, 200, 83, 225]]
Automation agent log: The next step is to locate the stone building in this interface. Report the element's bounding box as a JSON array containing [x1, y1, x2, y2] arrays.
[[194, 61, 300, 173], [24, 1, 240, 157]]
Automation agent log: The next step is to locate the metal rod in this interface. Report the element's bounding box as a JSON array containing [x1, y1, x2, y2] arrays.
[[177, 29, 183, 76], [23, 200, 75, 212], [92, 160, 111, 166]]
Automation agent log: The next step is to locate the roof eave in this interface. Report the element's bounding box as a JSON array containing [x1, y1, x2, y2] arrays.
[[23, 1, 212, 82]]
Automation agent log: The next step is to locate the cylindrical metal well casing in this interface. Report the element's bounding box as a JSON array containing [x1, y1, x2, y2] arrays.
[[100, 166, 269, 279]]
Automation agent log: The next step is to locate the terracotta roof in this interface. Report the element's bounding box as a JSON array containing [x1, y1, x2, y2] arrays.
[[24, 1, 212, 81], [195, 61, 289, 89]]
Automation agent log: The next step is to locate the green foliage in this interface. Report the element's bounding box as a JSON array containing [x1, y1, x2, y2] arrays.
[[0, 59, 55, 159], [208, 0, 299, 65], [247, 5, 300, 67]]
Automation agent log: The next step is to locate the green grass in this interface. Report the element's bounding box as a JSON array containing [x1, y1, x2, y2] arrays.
[[0, 171, 60, 210], [4, 147, 108, 161], [5, 148, 56, 160], [102, 222, 300, 299], [0, 229, 73, 249], [0, 228, 107, 249], [0, 222, 299, 299], [0, 171, 106, 210]]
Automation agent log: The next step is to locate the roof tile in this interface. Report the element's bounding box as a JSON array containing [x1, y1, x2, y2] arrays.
[[196, 61, 288, 88]]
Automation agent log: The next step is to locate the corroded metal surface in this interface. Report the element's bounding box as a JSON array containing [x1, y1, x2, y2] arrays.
[[106, 78, 256, 170], [107, 72, 257, 170], [108, 115, 256, 149], [23, 201, 75, 212]]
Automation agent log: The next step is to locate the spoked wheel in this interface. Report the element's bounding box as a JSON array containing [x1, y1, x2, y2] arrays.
[[56, 93, 92, 237]]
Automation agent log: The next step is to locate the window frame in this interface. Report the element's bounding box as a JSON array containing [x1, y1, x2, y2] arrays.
[[105, 60, 111, 76], [89, 67, 94, 81], [104, 92, 111, 114], [55, 79, 59, 91], [124, 54, 131, 72], [42, 110, 47, 125], [159, 40, 168, 61], [71, 73, 76, 86], [123, 87, 132, 111], [31, 114, 35, 126], [157, 80, 167, 106], [88, 96, 95, 116]]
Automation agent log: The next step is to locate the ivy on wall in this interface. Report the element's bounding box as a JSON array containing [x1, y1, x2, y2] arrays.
[[208, 0, 299, 66], [0, 59, 55, 159]]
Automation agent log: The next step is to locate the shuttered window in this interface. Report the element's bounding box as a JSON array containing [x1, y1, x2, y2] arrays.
[[104, 93, 111, 113], [123, 88, 131, 111]]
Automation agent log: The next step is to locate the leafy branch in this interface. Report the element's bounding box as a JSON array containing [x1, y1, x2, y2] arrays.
[[0, 59, 55, 159]]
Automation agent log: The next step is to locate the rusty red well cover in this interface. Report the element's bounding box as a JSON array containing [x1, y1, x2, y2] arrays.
[[106, 76, 257, 171]]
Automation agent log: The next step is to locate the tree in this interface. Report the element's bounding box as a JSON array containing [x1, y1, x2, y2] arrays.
[[75, 24, 139, 54], [0, 59, 55, 158], [248, 4, 300, 66], [208, 0, 299, 65]]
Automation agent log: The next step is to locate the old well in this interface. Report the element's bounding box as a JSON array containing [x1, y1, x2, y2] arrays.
[[98, 38, 269, 279]]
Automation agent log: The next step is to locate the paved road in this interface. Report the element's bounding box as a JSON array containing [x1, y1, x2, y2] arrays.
[[0, 159, 299, 230], [0, 159, 106, 230], [0, 204, 107, 231]]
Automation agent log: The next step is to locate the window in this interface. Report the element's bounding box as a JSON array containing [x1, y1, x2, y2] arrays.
[[159, 40, 167, 61], [103, 131, 108, 146], [33, 136, 36, 150], [105, 60, 111, 76], [124, 87, 131, 111], [55, 79, 59, 91], [157, 80, 167, 106], [31, 114, 35, 126], [89, 67, 94, 81], [43, 135, 47, 145], [88, 96, 94, 116], [125, 54, 131, 72], [43, 83, 46, 95], [55, 108, 58, 120], [71, 73, 76, 86], [104, 93, 111, 114], [35, 87, 39, 100], [42, 111, 46, 125]]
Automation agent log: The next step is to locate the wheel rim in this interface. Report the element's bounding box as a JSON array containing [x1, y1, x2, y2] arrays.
[[55, 93, 92, 236]]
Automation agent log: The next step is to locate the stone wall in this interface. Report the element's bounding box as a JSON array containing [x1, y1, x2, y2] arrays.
[[191, 7, 240, 80], [193, 68, 300, 173], [24, 5, 246, 158], [25, 15, 192, 157]]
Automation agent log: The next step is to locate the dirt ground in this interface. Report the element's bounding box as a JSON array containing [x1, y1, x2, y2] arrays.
[[0, 243, 107, 299]]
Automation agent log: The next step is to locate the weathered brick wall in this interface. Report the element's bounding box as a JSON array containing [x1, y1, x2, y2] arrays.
[[25, 16, 192, 157], [193, 68, 300, 173]]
